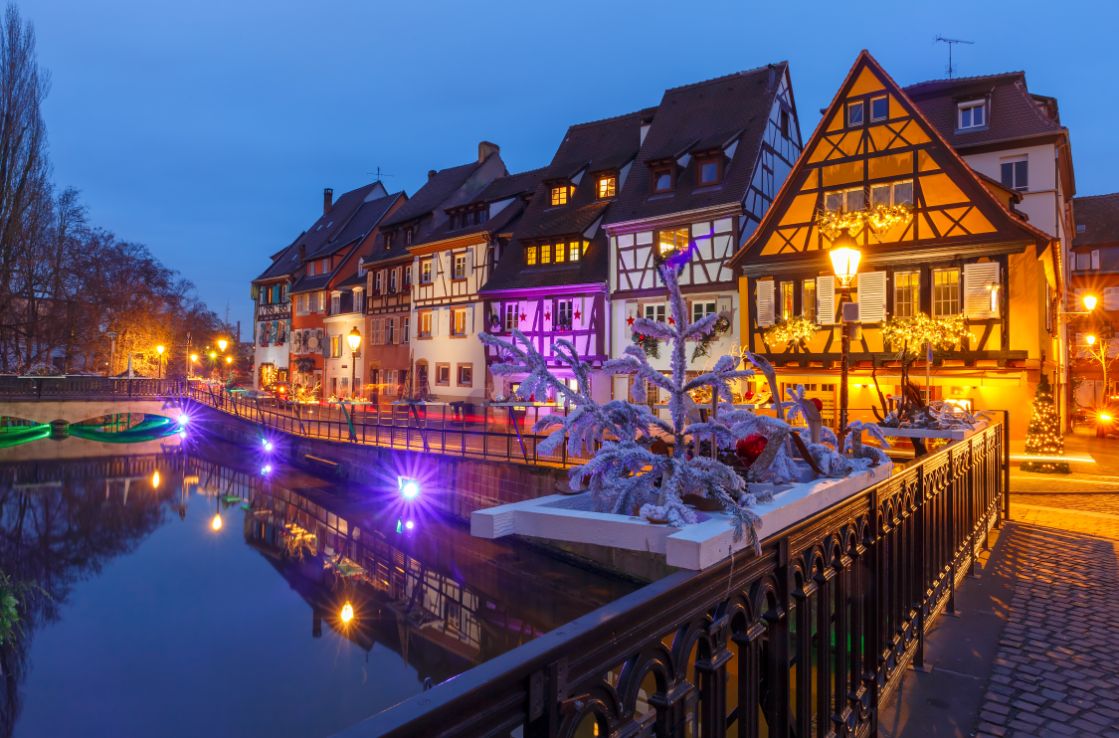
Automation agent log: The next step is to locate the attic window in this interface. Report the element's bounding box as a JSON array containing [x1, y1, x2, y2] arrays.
[[550, 185, 571, 206], [846, 100, 865, 128], [870, 95, 889, 123], [696, 155, 722, 186], [958, 99, 987, 130], [596, 174, 616, 199], [652, 166, 674, 193], [779, 109, 790, 138]]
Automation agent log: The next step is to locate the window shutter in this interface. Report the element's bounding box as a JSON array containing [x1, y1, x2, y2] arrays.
[[857, 271, 887, 323], [816, 276, 836, 324], [716, 296, 733, 315], [1092, 250, 1100, 270], [1105, 286, 1119, 311], [467, 305, 475, 334], [755, 280, 775, 327], [963, 262, 1000, 318]]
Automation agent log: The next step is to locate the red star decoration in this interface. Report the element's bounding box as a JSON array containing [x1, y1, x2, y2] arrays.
[[519, 312, 527, 321], [626, 315, 635, 326], [573, 310, 581, 320], [544, 311, 551, 320], [668, 317, 675, 325]]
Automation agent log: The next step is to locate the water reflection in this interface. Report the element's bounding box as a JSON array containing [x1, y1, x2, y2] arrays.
[[0, 441, 636, 738]]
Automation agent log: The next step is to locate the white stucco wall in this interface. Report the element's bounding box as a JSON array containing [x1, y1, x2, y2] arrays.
[[961, 143, 1063, 241], [322, 313, 365, 399]]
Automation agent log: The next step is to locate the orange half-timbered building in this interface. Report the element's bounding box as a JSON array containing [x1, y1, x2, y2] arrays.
[[728, 51, 1061, 439]]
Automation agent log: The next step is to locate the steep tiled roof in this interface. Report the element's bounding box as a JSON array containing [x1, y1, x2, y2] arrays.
[[380, 160, 495, 228], [905, 72, 1064, 149], [409, 167, 548, 248], [255, 238, 302, 281], [607, 64, 787, 224], [1073, 193, 1119, 249]]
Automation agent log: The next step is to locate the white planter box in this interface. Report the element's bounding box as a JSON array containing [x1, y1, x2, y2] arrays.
[[877, 419, 987, 442], [472, 462, 892, 571]]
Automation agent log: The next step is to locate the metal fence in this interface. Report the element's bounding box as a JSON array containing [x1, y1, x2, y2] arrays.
[[0, 375, 185, 400], [185, 383, 581, 468], [339, 419, 1008, 738]]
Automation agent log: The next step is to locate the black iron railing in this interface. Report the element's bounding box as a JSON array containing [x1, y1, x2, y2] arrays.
[[0, 375, 185, 399], [185, 383, 580, 468], [336, 420, 1007, 738]]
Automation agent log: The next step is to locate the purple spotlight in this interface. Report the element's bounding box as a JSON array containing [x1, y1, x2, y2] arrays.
[[261, 463, 273, 475], [262, 439, 274, 453], [404, 519, 415, 531], [178, 429, 187, 440], [177, 413, 190, 425], [398, 476, 420, 500]]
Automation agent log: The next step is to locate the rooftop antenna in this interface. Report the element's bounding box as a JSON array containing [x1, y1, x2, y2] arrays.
[[367, 165, 395, 182], [935, 35, 975, 78]]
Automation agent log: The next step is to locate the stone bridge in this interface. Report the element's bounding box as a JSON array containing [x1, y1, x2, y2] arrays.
[[0, 398, 185, 426]]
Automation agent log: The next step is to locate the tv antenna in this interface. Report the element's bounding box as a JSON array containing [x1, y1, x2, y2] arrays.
[[367, 165, 395, 182], [935, 35, 974, 78]]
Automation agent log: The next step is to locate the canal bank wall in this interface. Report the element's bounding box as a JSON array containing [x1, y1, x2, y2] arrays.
[[187, 401, 672, 582]]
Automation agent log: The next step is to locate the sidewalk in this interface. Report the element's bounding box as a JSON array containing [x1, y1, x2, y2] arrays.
[[1011, 430, 1119, 495], [879, 500, 1119, 737]]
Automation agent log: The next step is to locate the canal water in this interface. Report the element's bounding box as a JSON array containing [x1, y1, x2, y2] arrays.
[[0, 437, 638, 738]]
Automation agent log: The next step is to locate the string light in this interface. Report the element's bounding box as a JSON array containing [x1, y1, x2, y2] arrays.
[[816, 203, 913, 241], [881, 312, 967, 356], [764, 316, 819, 346]]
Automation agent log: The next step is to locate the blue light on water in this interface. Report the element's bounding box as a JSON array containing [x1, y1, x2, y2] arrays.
[[261, 464, 272, 475], [398, 477, 419, 500], [404, 520, 415, 531], [262, 439, 274, 452]]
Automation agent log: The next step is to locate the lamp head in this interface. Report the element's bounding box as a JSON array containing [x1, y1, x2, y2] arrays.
[[828, 230, 861, 288], [156, 344, 165, 355], [347, 326, 362, 352], [1082, 294, 1099, 312], [1086, 334, 1098, 346], [217, 338, 228, 352]]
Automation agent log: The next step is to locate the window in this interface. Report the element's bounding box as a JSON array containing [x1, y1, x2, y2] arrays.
[[451, 308, 468, 337], [374, 271, 383, 294], [691, 300, 717, 323], [554, 241, 566, 263], [452, 252, 467, 280], [697, 156, 722, 186], [354, 290, 364, 314], [653, 166, 674, 193], [315, 291, 326, 312], [403, 265, 412, 288], [418, 310, 433, 338], [780, 282, 795, 320], [643, 303, 666, 322], [420, 258, 433, 284], [555, 300, 573, 330], [435, 363, 451, 386], [597, 175, 616, 199], [457, 363, 473, 387], [870, 95, 889, 122], [296, 293, 309, 315], [780, 109, 790, 138], [893, 270, 920, 318], [404, 227, 414, 246], [402, 318, 409, 343], [870, 180, 914, 207], [503, 303, 519, 331], [932, 267, 961, 316], [1000, 157, 1028, 192], [525, 245, 537, 265], [550, 185, 570, 206], [385, 317, 395, 344], [568, 240, 584, 262], [384, 231, 394, 251], [541, 243, 552, 264], [802, 279, 816, 322], [824, 187, 866, 212], [330, 293, 341, 314], [657, 227, 690, 258], [330, 334, 342, 358], [958, 99, 986, 130], [388, 268, 398, 293], [846, 100, 864, 127]]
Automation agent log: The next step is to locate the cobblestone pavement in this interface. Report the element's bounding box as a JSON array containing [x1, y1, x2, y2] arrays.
[[974, 519, 1119, 738], [1012, 494, 1119, 528]]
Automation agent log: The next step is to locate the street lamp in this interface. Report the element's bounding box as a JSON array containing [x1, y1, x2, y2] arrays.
[[189, 353, 199, 378], [224, 355, 233, 382], [217, 338, 229, 353], [347, 327, 362, 400], [1082, 294, 1099, 312], [1087, 334, 1097, 347], [829, 230, 861, 451], [106, 330, 118, 378], [156, 344, 165, 379]]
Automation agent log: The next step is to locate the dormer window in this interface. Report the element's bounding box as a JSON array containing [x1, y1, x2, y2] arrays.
[[384, 231, 394, 251], [404, 227, 414, 246], [696, 155, 722, 186], [652, 166, 674, 193], [870, 95, 889, 123], [846, 100, 864, 127], [596, 174, 616, 199], [550, 185, 571, 206], [958, 99, 987, 130]]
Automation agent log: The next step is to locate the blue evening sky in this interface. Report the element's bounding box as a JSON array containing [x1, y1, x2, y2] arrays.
[[25, 0, 1118, 329]]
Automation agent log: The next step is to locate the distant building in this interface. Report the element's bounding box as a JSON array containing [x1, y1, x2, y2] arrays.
[[1069, 192, 1119, 407]]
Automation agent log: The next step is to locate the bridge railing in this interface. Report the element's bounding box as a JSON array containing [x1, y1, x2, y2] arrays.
[[336, 419, 1009, 738], [186, 383, 584, 468], [0, 376, 185, 400]]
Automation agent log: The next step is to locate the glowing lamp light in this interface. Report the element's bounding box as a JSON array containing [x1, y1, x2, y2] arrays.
[[210, 513, 223, 532], [1099, 411, 1114, 424], [225, 356, 233, 365], [347, 327, 362, 353], [156, 344, 165, 356], [404, 519, 415, 531], [177, 413, 189, 425], [1083, 294, 1099, 312], [261, 464, 273, 475], [178, 430, 187, 440], [217, 338, 229, 353], [340, 602, 355, 624], [208, 350, 218, 360], [190, 353, 200, 364], [151, 470, 161, 489], [262, 438, 274, 452], [1086, 334, 1098, 346], [398, 477, 420, 500], [828, 232, 861, 288]]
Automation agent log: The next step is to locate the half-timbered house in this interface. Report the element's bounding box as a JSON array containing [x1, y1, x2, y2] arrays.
[[408, 168, 544, 403], [482, 110, 654, 401], [604, 63, 802, 398], [1069, 193, 1119, 407], [251, 237, 301, 389], [728, 51, 1058, 439], [362, 143, 507, 399]]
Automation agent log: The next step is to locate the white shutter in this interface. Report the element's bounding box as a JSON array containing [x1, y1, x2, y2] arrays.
[[857, 271, 887, 323], [1104, 286, 1119, 311], [716, 295, 733, 315], [963, 262, 1000, 318], [816, 276, 836, 324], [371, 318, 381, 345], [1092, 250, 1100, 270], [755, 280, 775, 326], [467, 305, 475, 334]]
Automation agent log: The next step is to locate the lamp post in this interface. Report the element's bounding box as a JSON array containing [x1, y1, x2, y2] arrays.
[[156, 344, 165, 379], [189, 353, 199, 378], [106, 331, 117, 377], [347, 327, 362, 400], [208, 350, 218, 380], [828, 230, 862, 451], [224, 355, 233, 382]]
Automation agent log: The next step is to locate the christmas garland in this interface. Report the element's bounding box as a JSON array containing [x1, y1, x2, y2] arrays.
[[816, 203, 913, 239], [632, 332, 659, 359], [764, 316, 819, 348], [881, 312, 967, 356], [691, 313, 732, 362]]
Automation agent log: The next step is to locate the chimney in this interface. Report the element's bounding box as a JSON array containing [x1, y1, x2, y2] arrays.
[[478, 141, 500, 162], [323, 187, 334, 214], [428, 169, 438, 180]]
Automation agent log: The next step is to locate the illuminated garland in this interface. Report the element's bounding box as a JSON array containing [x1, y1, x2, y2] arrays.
[[880, 312, 967, 356], [764, 316, 819, 347], [816, 203, 913, 240]]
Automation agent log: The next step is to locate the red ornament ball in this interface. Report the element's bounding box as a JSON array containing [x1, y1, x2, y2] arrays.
[[735, 434, 768, 465], [810, 397, 823, 412]]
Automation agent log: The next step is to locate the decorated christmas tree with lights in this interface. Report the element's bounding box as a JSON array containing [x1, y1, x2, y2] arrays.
[[480, 254, 889, 553], [1021, 373, 1069, 473]]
